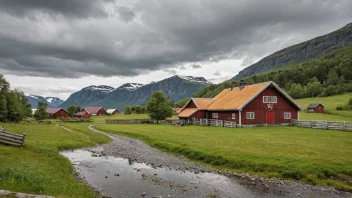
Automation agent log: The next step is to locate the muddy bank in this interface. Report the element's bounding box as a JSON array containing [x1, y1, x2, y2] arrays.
[[60, 126, 351, 198]]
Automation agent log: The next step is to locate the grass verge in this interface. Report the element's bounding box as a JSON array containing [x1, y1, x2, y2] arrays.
[[0, 123, 110, 197]]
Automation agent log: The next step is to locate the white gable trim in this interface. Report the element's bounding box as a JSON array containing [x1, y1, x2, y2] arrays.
[[238, 81, 302, 111], [182, 98, 200, 110]]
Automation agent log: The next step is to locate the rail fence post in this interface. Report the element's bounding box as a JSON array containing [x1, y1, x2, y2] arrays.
[[343, 121, 346, 131], [310, 120, 312, 128], [325, 120, 328, 129], [21, 133, 26, 146]]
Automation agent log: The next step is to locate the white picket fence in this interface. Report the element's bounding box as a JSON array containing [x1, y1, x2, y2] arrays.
[[292, 120, 352, 131]]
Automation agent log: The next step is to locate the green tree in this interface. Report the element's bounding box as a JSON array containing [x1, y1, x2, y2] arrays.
[[124, 106, 132, 115], [324, 85, 336, 96], [306, 81, 324, 98], [349, 97, 352, 106], [6, 91, 22, 122], [67, 105, 80, 115], [135, 105, 142, 114], [146, 91, 173, 123], [0, 75, 9, 122], [288, 83, 304, 99], [34, 101, 48, 121], [326, 70, 339, 86]]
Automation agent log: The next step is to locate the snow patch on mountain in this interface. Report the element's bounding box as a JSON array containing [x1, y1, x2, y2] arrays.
[[117, 83, 144, 91], [82, 85, 115, 93], [176, 75, 212, 84]]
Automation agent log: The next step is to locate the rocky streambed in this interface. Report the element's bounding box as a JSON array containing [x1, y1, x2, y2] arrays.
[[59, 126, 351, 198]]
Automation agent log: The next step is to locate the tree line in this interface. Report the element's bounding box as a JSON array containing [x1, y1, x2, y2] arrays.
[[193, 45, 352, 99], [0, 75, 32, 122]]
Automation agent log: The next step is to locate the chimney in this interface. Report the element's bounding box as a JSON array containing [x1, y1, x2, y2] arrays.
[[231, 81, 234, 91], [239, 79, 246, 90]]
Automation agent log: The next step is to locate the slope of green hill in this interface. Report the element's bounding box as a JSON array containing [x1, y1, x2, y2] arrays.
[[193, 44, 352, 101], [233, 23, 352, 79]]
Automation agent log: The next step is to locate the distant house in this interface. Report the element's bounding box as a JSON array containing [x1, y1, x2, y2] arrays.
[[82, 107, 108, 116], [73, 111, 91, 119], [178, 81, 301, 126], [46, 108, 71, 119], [307, 103, 324, 113], [107, 109, 120, 115]]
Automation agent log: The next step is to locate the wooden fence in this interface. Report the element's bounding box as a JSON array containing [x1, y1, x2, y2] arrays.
[[0, 129, 26, 147], [292, 120, 352, 131], [195, 119, 236, 128], [160, 120, 183, 124], [105, 119, 153, 124]]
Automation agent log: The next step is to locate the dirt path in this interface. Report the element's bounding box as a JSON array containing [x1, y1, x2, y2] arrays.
[[85, 125, 351, 198]]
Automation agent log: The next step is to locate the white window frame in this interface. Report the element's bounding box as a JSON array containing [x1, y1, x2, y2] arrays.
[[263, 96, 277, 103], [284, 112, 291, 119], [212, 113, 218, 119], [246, 112, 255, 119], [231, 113, 236, 119]]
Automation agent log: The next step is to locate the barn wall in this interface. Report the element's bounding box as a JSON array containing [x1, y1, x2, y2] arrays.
[[206, 111, 237, 122], [96, 108, 108, 116], [315, 105, 324, 113], [185, 100, 197, 108], [242, 86, 299, 125], [50, 109, 71, 119]]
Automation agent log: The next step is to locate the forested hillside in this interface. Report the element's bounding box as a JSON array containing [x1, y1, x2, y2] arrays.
[[193, 45, 352, 99], [0, 75, 32, 122], [233, 23, 352, 79]]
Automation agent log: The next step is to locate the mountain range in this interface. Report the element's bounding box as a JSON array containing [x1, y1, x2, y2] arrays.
[[233, 22, 352, 79], [26, 95, 64, 108], [59, 75, 211, 110]]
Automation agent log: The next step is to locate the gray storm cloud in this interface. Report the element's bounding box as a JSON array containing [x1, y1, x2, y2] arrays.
[[0, 0, 351, 78]]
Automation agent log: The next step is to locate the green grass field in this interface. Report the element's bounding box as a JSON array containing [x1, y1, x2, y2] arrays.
[[0, 123, 110, 197], [296, 93, 352, 121], [92, 114, 178, 123], [95, 124, 352, 191]]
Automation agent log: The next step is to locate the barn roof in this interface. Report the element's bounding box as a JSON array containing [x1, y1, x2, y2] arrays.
[[83, 107, 105, 114], [183, 98, 214, 110], [74, 112, 86, 116], [178, 108, 198, 117], [107, 109, 118, 114], [46, 108, 71, 115], [307, 103, 323, 109]]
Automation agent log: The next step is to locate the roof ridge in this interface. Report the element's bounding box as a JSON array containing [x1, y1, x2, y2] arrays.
[[223, 81, 272, 90]]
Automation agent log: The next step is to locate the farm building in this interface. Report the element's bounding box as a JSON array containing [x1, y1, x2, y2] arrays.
[[174, 108, 183, 114], [178, 81, 301, 126], [82, 107, 108, 116], [46, 108, 71, 119], [107, 109, 120, 115], [73, 110, 91, 119], [306, 103, 324, 113]]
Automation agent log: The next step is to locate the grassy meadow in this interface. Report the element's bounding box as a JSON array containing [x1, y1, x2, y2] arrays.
[[0, 123, 110, 197], [296, 93, 352, 121], [92, 114, 178, 123], [95, 124, 352, 191]]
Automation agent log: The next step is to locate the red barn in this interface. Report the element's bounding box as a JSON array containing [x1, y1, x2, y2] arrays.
[[178, 81, 301, 127], [306, 103, 324, 113], [107, 109, 120, 115], [46, 108, 71, 119], [82, 107, 108, 116], [73, 110, 91, 119]]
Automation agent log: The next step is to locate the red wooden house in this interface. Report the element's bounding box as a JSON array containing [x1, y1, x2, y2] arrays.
[[82, 107, 108, 116], [306, 103, 324, 113], [107, 109, 120, 115], [178, 81, 301, 127], [46, 108, 71, 119], [73, 110, 91, 119]]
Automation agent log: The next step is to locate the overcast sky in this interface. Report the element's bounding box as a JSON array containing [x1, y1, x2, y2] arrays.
[[0, 0, 351, 100]]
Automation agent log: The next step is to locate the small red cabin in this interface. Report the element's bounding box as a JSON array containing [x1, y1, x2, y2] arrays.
[[107, 109, 119, 115], [73, 110, 91, 119], [306, 103, 324, 113], [82, 107, 108, 116], [178, 81, 301, 126], [46, 108, 71, 119]]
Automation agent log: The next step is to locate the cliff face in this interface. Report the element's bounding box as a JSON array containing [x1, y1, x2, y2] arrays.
[[233, 23, 352, 79]]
